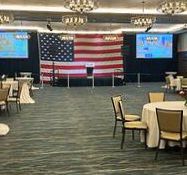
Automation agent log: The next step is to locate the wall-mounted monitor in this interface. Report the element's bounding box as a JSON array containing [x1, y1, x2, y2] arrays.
[[136, 33, 173, 59], [0, 32, 29, 59]]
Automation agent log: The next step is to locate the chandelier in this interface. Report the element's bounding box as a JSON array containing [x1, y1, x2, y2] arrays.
[[103, 34, 119, 41], [64, 0, 99, 13], [58, 33, 74, 40], [0, 13, 14, 25], [62, 15, 87, 26], [15, 33, 31, 40], [131, 1, 156, 28], [157, 0, 186, 15]]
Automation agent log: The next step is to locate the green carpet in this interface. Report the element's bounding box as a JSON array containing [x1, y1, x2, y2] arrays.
[[0, 82, 186, 175]]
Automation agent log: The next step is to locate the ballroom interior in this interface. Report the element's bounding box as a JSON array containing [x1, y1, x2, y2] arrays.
[[0, 0, 187, 174]]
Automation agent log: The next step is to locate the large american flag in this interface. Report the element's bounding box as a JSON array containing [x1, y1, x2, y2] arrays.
[[39, 33, 124, 82]]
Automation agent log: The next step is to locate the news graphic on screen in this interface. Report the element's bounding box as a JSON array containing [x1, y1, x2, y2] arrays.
[[0, 32, 28, 58], [136, 34, 173, 59]]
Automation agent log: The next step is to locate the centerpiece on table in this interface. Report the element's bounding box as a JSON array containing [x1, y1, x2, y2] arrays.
[[179, 90, 187, 106]]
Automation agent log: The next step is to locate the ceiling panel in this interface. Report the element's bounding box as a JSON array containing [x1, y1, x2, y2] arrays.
[[0, 0, 186, 33]]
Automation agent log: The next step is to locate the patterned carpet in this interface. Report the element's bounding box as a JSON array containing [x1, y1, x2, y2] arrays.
[[0, 82, 186, 175]]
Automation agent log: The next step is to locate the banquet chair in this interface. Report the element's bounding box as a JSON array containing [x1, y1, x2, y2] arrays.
[[28, 78, 34, 97], [181, 78, 187, 90], [148, 92, 165, 103], [111, 95, 140, 138], [8, 81, 24, 112], [119, 100, 147, 149], [0, 88, 10, 114], [165, 76, 176, 92], [155, 108, 187, 166]]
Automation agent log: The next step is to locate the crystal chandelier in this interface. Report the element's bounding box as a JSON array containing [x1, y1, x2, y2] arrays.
[[64, 0, 99, 13], [62, 15, 87, 26], [15, 33, 31, 40], [103, 34, 119, 41], [58, 33, 74, 40], [0, 13, 14, 25], [157, 0, 186, 15], [131, 1, 156, 28]]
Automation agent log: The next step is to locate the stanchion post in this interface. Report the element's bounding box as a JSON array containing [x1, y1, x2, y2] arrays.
[[67, 73, 70, 88], [137, 73, 141, 87], [112, 72, 115, 88], [40, 73, 44, 89], [92, 74, 95, 89]]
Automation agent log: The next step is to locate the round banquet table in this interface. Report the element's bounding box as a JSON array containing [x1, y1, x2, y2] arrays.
[[141, 101, 187, 148]]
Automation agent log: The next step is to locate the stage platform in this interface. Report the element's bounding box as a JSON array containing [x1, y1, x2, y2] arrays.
[[51, 77, 124, 87]]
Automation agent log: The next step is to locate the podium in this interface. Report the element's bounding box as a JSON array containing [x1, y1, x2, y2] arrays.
[[85, 63, 94, 78], [85, 63, 95, 88]]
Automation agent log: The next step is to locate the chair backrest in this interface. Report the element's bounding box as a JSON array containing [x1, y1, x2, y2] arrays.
[[156, 108, 183, 133], [111, 95, 122, 117], [165, 76, 170, 85], [17, 81, 24, 98], [2, 84, 11, 96], [148, 92, 165, 103], [6, 78, 14, 81], [0, 88, 9, 102], [181, 78, 187, 86], [118, 100, 126, 121]]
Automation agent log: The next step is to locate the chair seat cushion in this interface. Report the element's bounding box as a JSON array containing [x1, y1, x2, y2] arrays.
[[161, 131, 187, 141], [0, 101, 5, 105], [125, 114, 140, 121], [124, 121, 147, 129], [0, 123, 10, 136]]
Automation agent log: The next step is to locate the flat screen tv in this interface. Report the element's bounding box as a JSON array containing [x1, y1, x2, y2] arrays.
[[136, 33, 173, 59], [0, 32, 29, 58]]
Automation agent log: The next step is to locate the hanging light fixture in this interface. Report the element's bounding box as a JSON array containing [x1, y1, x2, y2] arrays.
[[0, 12, 14, 25], [131, 1, 156, 28], [103, 24, 119, 41], [14, 21, 31, 40], [64, 0, 99, 13], [62, 14, 87, 26], [157, 0, 186, 15], [58, 33, 74, 40]]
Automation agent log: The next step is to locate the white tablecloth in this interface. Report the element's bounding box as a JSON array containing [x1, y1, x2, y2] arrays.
[[142, 101, 187, 148]]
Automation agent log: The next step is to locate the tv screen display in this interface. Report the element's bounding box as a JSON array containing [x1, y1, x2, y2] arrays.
[[0, 32, 28, 58], [136, 33, 173, 59]]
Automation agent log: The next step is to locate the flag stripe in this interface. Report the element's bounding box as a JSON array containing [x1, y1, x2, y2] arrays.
[[75, 45, 122, 50], [75, 57, 123, 62], [74, 49, 121, 54], [41, 60, 122, 66], [41, 64, 122, 70], [75, 41, 123, 46], [75, 34, 123, 39]]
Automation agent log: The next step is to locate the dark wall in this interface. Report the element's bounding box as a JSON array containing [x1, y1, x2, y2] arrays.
[[122, 34, 178, 82], [0, 32, 40, 83]]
